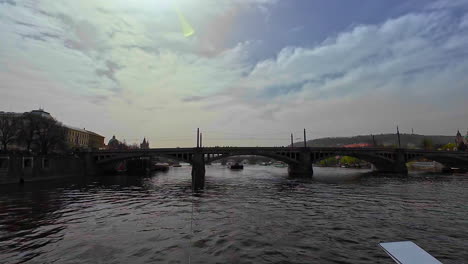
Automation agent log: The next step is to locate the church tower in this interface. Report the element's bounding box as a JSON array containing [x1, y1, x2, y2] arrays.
[[140, 137, 149, 149], [456, 130, 466, 151]]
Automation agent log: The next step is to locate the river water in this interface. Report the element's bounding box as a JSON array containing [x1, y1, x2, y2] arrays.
[[0, 165, 467, 264]]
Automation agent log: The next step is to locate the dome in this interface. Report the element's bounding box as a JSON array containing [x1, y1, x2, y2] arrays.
[[108, 135, 119, 145]]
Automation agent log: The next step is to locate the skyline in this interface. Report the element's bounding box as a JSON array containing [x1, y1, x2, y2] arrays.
[[1, 0, 468, 147]]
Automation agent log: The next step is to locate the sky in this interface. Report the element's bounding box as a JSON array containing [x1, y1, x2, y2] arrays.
[[1, 0, 468, 147]]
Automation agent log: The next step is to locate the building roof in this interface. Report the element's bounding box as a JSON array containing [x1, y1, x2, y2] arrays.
[[63, 125, 104, 138], [63, 125, 88, 133], [0, 111, 23, 117], [108, 135, 119, 145], [30, 109, 54, 119], [86, 130, 105, 138]]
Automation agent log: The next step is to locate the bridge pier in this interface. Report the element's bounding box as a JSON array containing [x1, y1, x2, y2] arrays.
[[191, 152, 205, 190], [288, 149, 313, 178], [374, 150, 408, 174], [83, 152, 99, 176], [374, 163, 408, 174]]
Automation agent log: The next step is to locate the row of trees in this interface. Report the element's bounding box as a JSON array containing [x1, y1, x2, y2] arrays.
[[0, 113, 67, 154], [421, 138, 464, 151], [317, 156, 366, 167], [109, 141, 141, 150]]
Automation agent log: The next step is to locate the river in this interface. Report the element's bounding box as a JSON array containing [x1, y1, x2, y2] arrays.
[[0, 165, 467, 263]]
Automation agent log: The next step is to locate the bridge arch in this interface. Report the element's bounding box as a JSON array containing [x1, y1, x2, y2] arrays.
[[204, 151, 300, 165], [95, 152, 193, 167], [311, 150, 403, 173], [405, 152, 468, 169]]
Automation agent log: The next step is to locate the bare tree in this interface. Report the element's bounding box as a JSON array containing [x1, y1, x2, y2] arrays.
[[128, 143, 140, 149], [35, 117, 67, 154], [17, 113, 41, 152], [0, 114, 20, 151]]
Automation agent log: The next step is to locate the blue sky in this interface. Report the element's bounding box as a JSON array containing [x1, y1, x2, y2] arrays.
[[1, 0, 468, 147]]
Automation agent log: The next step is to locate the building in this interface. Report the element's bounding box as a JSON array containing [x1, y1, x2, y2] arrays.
[[1, 109, 104, 151], [140, 138, 149, 149], [64, 125, 105, 149], [107, 135, 120, 150], [64, 125, 89, 148], [456, 130, 466, 151], [0, 111, 23, 118], [29, 109, 53, 119], [88, 131, 105, 149]]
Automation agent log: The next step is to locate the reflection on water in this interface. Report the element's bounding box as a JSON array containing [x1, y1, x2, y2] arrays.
[[0, 165, 467, 264], [312, 167, 370, 183]]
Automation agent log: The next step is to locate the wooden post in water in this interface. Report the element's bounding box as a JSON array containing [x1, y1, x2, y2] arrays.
[[197, 128, 199, 148]]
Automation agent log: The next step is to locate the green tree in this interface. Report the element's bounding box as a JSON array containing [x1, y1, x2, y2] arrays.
[[440, 143, 456, 151], [422, 138, 433, 150], [318, 156, 338, 166], [340, 156, 360, 165]]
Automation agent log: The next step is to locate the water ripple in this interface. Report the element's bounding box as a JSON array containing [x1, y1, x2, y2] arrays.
[[0, 166, 467, 263]]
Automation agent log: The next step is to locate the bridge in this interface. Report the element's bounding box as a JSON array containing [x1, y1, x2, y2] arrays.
[[82, 147, 468, 189]]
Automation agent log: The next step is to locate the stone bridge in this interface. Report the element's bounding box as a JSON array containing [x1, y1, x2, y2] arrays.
[[82, 147, 468, 190]]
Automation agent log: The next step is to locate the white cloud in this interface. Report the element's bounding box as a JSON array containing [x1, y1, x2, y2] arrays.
[[461, 13, 468, 28], [234, 11, 468, 100], [200, 9, 468, 143], [426, 0, 468, 10]]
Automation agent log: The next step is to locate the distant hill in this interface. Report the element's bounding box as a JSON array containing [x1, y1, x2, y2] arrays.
[[292, 133, 455, 148]]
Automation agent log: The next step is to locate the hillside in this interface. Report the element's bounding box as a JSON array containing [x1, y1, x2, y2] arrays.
[[292, 133, 455, 148]]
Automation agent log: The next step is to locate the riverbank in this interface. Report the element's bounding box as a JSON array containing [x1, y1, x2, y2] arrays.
[[0, 153, 84, 184]]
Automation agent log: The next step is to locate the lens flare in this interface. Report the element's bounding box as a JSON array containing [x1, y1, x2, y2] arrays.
[[175, 7, 195, 37]]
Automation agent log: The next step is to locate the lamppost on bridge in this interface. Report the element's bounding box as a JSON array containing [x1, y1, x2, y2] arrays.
[[397, 126, 401, 148], [197, 128, 200, 148], [291, 133, 294, 148], [303, 128, 307, 148]]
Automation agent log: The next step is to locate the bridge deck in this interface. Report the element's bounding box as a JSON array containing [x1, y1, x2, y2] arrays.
[[89, 147, 465, 155]]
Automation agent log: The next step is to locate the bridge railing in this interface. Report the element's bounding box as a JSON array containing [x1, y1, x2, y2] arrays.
[[86, 147, 468, 155]]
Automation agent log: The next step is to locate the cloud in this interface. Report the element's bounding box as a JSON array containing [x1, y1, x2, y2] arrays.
[[0, 0, 16, 6], [197, 5, 468, 142], [233, 11, 468, 103], [1, 0, 467, 146], [426, 0, 468, 10], [461, 13, 468, 28], [182, 95, 210, 102], [95, 60, 123, 83], [290, 26, 304, 33]]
